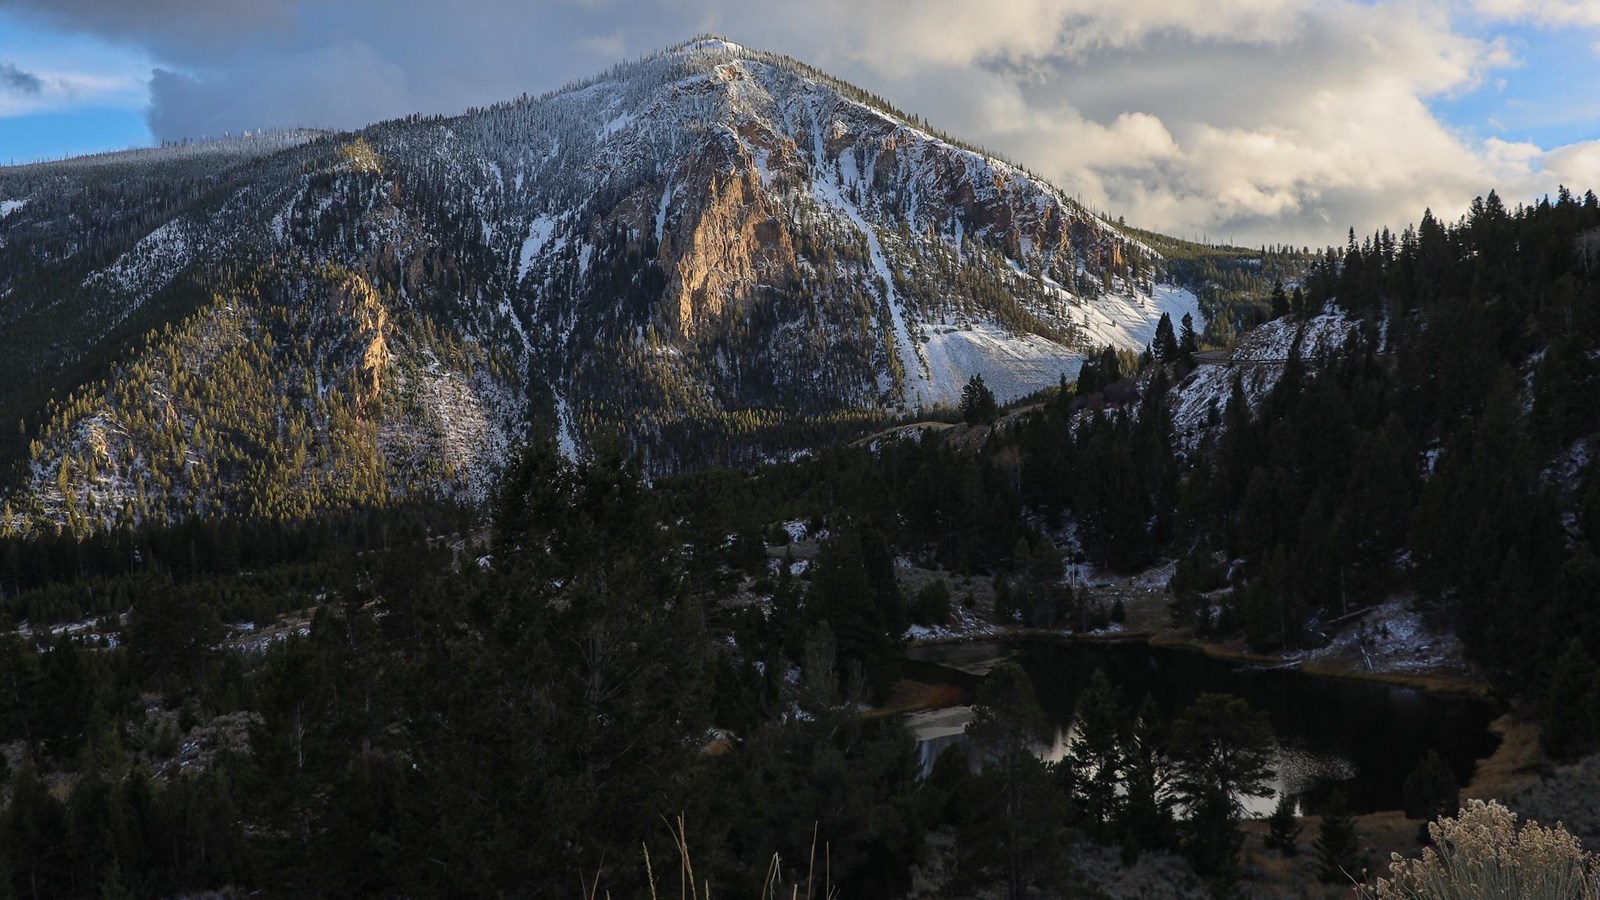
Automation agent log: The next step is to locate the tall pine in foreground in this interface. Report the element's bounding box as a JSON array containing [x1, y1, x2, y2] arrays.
[[1167, 693, 1276, 892], [1315, 791, 1364, 883], [958, 661, 1072, 900]]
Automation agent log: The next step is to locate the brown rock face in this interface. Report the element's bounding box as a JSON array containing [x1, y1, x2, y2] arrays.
[[329, 273, 390, 403], [658, 152, 796, 338]]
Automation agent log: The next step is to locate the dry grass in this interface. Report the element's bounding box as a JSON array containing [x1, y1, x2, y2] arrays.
[[1240, 809, 1420, 898], [590, 817, 834, 900], [1465, 714, 1546, 801], [1295, 662, 1492, 700], [869, 679, 966, 717]]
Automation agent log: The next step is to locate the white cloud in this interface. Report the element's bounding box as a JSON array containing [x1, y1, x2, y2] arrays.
[[0, 67, 146, 118], [826, 0, 1584, 245]]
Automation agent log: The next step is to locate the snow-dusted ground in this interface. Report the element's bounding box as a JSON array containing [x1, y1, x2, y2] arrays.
[[14, 612, 126, 648], [1230, 308, 1353, 361], [1079, 282, 1204, 352], [1170, 308, 1356, 444], [1302, 596, 1465, 675], [903, 603, 1007, 644], [903, 279, 1201, 408], [0, 199, 25, 217], [917, 322, 1084, 405], [77, 219, 196, 335], [228, 619, 313, 656]]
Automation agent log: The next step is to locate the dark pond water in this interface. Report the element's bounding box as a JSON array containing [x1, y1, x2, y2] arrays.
[[903, 639, 1500, 816]]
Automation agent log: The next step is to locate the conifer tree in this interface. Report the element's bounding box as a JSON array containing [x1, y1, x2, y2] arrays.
[[1153, 312, 1179, 361], [1119, 694, 1174, 853], [1066, 669, 1126, 837], [1541, 638, 1600, 761], [960, 374, 998, 425], [1169, 693, 1275, 890], [1402, 751, 1459, 822], [1178, 312, 1199, 362], [1265, 793, 1301, 856], [960, 661, 1069, 900], [1315, 791, 1364, 883]]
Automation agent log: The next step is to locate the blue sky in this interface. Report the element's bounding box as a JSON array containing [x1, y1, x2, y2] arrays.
[[0, 14, 152, 160], [1, 0, 1596, 246], [1435, 19, 1600, 150]]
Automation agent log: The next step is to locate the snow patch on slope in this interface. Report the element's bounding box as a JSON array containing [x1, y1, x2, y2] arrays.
[[919, 323, 1083, 406], [554, 391, 578, 460], [0, 199, 25, 217], [518, 215, 558, 279], [1076, 282, 1204, 352], [78, 220, 196, 333]]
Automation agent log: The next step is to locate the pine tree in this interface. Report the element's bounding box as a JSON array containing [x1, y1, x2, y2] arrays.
[[1270, 279, 1290, 319], [1178, 312, 1199, 362], [1314, 791, 1363, 883], [1153, 313, 1179, 361], [1265, 793, 1301, 855], [1169, 693, 1276, 889], [1402, 751, 1459, 822], [1541, 638, 1600, 761], [960, 661, 1069, 900], [1119, 694, 1174, 853], [960, 374, 998, 425], [1066, 669, 1126, 837]]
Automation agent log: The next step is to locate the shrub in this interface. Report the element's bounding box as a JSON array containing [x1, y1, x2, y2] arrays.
[[1363, 799, 1600, 899]]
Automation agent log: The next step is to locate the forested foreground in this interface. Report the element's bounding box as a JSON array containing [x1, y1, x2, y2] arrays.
[[0, 188, 1598, 898], [0, 444, 1394, 899], [0, 446, 1265, 899]]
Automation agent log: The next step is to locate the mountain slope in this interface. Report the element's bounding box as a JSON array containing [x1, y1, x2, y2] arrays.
[[0, 37, 1202, 532]]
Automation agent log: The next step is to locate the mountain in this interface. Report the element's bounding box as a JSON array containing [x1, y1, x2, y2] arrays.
[[0, 37, 1207, 533]]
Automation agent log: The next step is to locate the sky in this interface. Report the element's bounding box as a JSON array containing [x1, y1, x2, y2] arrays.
[[0, 0, 1597, 248]]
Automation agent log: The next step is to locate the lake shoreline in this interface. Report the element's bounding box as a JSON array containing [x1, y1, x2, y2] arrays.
[[903, 587, 1495, 702], [905, 627, 1494, 699]]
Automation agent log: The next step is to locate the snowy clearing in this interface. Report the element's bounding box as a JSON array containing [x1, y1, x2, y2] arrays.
[[919, 323, 1084, 406]]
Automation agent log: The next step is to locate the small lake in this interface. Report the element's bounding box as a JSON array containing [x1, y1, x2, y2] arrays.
[[903, 639, 1499, 816]]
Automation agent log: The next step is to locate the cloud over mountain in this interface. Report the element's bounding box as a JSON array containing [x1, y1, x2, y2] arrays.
[[1, 0, 1595, 246]]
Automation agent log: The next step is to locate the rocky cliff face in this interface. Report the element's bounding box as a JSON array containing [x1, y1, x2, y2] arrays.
[[0, 37, 1202, 531]]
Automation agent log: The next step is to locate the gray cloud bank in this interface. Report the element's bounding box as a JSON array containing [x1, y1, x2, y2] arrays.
[[0, 61, 42, 94], [2, 0, 1597, 246]]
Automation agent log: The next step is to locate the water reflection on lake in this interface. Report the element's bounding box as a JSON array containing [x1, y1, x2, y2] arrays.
[[903, 640, 1498, 816]]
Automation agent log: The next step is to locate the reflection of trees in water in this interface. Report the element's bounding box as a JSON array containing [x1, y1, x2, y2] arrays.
[[905, 640, 1496, 814]]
